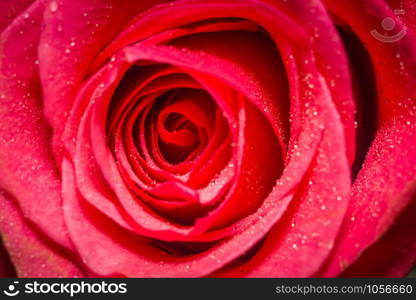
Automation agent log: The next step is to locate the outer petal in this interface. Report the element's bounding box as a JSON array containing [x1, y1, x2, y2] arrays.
[[0, 192, 84, 277], [0, 0, 72, 249], [319, 0, 416, 276], [262, 0, 356, 164], [342, 198, 416, 277]]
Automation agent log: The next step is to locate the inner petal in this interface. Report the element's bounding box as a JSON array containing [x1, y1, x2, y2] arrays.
[[158, 112, 200, 163], [150, 88, 217, 165]]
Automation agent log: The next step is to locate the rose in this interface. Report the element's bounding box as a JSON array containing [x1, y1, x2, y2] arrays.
[[0, 0, 415, 278]]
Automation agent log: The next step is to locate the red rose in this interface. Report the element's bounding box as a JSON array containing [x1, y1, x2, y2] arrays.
[[0, 0, 415, 277]]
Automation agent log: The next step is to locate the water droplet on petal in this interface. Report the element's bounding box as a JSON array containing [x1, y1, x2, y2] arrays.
[[49, 1, 58, 12]]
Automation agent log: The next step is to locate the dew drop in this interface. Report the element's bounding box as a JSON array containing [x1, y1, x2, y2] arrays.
[[49, 1, 58, 12]]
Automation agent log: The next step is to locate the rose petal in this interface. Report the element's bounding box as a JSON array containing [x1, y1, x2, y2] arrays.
[[263, 0, 356, 163], [319, 0, 416, 276], [319, 117, 416, 276], [341, 198, 416, 277], [0, 192, 83, 277], [0, 0, 33, 32], [0, 0, 72, 249]]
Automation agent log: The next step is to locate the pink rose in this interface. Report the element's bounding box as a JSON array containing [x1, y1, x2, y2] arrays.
[[0, 0, 415, 277]]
